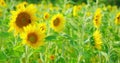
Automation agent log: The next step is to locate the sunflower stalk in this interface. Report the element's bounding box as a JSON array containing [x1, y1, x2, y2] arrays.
[[14, 35, 18, 46], [96, 0, 99, 5], [25, 46, 29, 63]]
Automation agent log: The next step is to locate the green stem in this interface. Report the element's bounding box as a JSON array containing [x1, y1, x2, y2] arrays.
[[99, 51, 101, 63], [25, 46, 29, 63], [96, 0, 99, 7]]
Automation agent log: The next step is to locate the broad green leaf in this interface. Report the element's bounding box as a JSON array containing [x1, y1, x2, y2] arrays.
[[45, 35, 57, 41]]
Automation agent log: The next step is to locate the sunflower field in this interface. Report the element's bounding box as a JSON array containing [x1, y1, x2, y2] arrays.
[[0, 0, 120, 63]]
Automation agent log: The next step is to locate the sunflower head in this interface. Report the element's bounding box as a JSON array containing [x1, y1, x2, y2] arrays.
[[39, 23, 47, 33], [8, 4, 37, 36], [93, 8, 102, 28], [44, 12, 50, 20], [0, 0, 6, 7], [77, 5, 81, 10], [93, 30, 102, 50], [73, 6, 77, 17], [115, 12, 120, 25], [73, 5, 81, 17], [20, 24, 46, 49], [51, 14, 65, 32]]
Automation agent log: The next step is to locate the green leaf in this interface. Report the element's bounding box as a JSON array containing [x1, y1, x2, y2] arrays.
[[0, 31, 10, 38], [0, 51, 7, 61], [114, 33, 120, 41], [13, 45, 24, 53], [45, 35, 57, 41], [90, 36, 95, 46], [12, 59, 20, 63], [56, 57, 65, 63]]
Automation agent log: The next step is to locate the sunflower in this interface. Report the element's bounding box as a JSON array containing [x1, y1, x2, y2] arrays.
[[115, 12, 120, 25], [20, 24, 46, 48], [39, 23, 47, 33], [43, 12, 50, 20], [73, 6, 77, 17], [93, 8, 102, 28], [93, 30, 102, 50], [50, 14, 65, 32], [73, 5, 81, 17], [16, 1, 28, 10], [0, 0, 6, 7], [8, 4, 37, 36]]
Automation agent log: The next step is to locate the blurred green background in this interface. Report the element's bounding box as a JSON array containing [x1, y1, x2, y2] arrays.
[[17, 0, 120, 7]]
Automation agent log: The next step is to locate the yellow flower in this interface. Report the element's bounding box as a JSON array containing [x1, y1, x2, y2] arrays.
[[73, 6, 77, 16], [115, 12, 120, 25], [8, 4, 37, 36], [20, 24, 46, 49], [93, 8, 102, 28], [39, 23, 47, 33], [93, 30, 102, 50], [43, 12, 50, 20], [51, 14, 65, 32], [16, 1, 28, 10], [77, 5, 82, 10], [73, 5, 81, 17], [63, 4, 72, 13], [0, 0, 6, 7]]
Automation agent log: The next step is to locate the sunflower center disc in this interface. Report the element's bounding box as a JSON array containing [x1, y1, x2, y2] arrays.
[[40, 26, 44, 31], [45, 14, 49, 19], [53, 18, 60, 26], [117, 16, 120, 22], [95, 18, 98, 24], [16, 12, 31, 28], [27, 33, 38, 43]]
